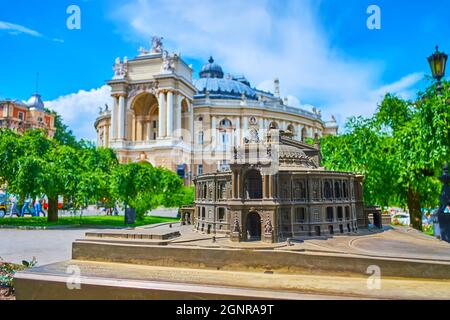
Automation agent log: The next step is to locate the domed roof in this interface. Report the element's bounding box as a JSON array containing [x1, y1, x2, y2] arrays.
[[27, 93, 44, 110], [277, 143, 318, 169], [194, 56, 257, 100], [278, 144, 308, 159], [193, 77, 257, 100], [199, 57, 224, 79]]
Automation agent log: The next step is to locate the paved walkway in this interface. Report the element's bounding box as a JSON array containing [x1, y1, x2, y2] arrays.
[[0, 229, 92, 266]]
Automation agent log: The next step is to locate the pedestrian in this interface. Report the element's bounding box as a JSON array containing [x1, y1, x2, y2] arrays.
[[21, 195, 33, 217], [9, 194, 19, 217], [34, 197, 46, 217]]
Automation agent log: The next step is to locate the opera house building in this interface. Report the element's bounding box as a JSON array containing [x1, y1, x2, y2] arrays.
[[94, 38, 338, 183]]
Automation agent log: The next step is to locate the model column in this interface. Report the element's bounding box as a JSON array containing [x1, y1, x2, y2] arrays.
[[118, 94, 127, 140], [166, 91, 174, 137], [158, 91, 166, 138]]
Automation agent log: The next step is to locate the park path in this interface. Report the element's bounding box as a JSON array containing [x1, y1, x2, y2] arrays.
[[0, 229, 91, 266]]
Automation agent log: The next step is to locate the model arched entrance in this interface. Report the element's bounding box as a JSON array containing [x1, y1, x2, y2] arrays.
[[244, 169, 262, 199], [246, 212, 261, 241]]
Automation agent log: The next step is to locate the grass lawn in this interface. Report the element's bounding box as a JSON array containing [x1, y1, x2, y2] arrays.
[[0, 215, 179, 228]]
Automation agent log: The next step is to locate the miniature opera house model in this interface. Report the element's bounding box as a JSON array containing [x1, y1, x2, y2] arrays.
[[193, 129, 366, 243]]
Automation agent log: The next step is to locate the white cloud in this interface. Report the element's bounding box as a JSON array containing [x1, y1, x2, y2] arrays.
[[0, 20, 63, 43], [45, 86, 113, 141], [111, 0, 423, 131], [0, 21, 43, 37]]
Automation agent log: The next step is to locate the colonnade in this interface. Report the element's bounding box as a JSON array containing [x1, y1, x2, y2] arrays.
[[110, 90, 193, 142]]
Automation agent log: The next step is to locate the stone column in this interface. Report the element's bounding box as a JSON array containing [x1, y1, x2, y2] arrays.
[[111, 96, 117, 140], [235, 116, 241, 146], [136, 118, 143, 141], [146, 121, 151, 141], [242, 116, 248, 139], [211, 116, 217, 149], [166, 91, 174, 137], [268, 175, 273, 198], [297, 124, 304, 141], [236, 172, 241, 199], [189, 101, 194, 140], [118, 95, 126, 140], [158, 91, 166, 138], [259, 117, 264, 130], [105, 124, 110, 147], [177, 96, 182, 135], [102, 126, 106, 146], [231, 172, 236, 199], [262, 175, 267, 199], [131, 117, 136, 141]]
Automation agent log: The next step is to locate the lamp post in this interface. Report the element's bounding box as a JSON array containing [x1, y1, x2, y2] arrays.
[[427, 45, 448, 94]]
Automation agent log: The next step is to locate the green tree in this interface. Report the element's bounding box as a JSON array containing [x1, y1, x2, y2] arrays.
[[321, 80, 450, 231], [48, 110, 80, 149], [0, 129, 21, 188], [110, 162, 159, 220]]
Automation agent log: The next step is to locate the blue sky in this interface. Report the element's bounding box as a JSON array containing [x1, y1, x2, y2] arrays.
[[0, 0, 449, 140]]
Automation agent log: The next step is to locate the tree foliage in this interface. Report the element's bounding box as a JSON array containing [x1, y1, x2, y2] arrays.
[[321, 80, 450, 230], [110, 163, 188, 221]]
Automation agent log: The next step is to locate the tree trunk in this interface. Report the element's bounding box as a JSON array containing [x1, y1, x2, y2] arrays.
[[407, 187, 422, 231], [47, 196, 59, 223]]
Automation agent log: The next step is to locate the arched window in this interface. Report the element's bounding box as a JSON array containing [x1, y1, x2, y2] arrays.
[[337, 207, 343, 221], [244, 169, 262, 199], [324, 181, 332, 199], [218, 208, 226, 221], [345, 207, 350, 220], [334, 181, 341, 199], [201, 207, 206, 219], [294, 180, 307, 200], [219, 118, 232, 127], [202, 184, 207, 199], [342, 181, 348, 198], [198, 131, 204, 144], [326, 207, 334, 222]]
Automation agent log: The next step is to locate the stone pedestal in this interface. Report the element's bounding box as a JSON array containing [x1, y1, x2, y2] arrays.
[[263, 232, 274, 243], [230, 231, 241, 242]]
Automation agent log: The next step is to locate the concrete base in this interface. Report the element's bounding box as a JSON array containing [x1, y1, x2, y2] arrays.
[[13, 225, 450, 300], [71, 239, 450, 280], [14, 260, 450, 300]]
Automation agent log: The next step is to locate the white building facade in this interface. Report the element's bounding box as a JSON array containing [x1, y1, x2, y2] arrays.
[[94, 38, 338, 184]]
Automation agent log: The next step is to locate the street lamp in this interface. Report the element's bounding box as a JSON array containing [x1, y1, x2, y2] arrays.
[[428, 45, 448, 94]]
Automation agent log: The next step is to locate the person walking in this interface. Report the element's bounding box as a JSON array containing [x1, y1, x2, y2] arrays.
[[21, 195, 33, 217], [9, 194, 19, 217], [34, 196, 46, 217]]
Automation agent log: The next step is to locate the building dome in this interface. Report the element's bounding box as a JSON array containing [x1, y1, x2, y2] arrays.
[[194, 57, 257, 100], [194, 77, 257, 100], [27, 93, 44, 110], [199, 56, 224, 79]]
